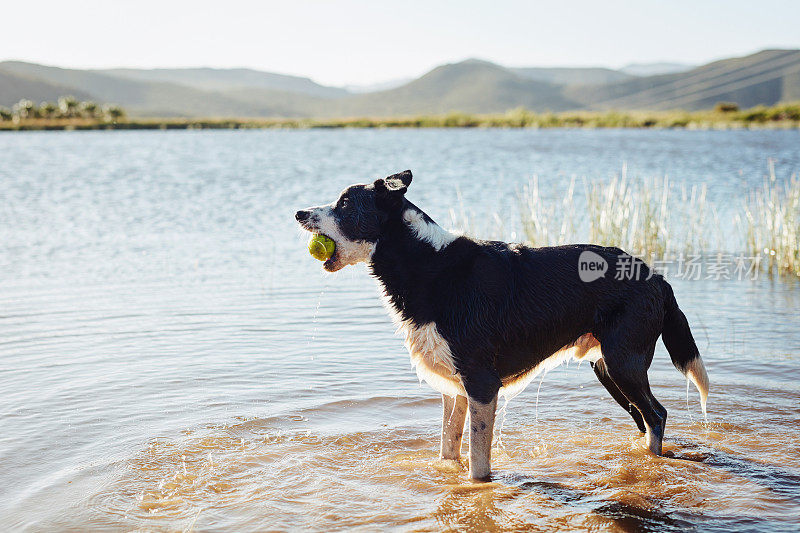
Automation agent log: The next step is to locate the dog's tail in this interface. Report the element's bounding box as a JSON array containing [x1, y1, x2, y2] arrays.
[[661, 280, 709, 414]]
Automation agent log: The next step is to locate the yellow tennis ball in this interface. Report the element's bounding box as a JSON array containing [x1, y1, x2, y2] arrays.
[[308, 234, 336, 261]]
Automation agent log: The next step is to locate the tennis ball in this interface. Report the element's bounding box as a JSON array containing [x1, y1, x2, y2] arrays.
[[308, 234, 336, 261]]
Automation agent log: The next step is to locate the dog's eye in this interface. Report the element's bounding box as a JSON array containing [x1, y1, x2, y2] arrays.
[[339, 197, 349, 208]]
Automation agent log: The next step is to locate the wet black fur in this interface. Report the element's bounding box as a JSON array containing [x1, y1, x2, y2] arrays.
[[296, 170, 702, 440]]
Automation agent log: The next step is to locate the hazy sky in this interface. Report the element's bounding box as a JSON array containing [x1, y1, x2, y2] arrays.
[[3, 0, 799, 86]]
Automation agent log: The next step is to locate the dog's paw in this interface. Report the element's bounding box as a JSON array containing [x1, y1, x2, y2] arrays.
[[433, 457, 465, 473]]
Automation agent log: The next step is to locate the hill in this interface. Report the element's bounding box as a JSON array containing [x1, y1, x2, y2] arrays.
[[2, 49, 799, 117], [0, 68, 93, 107], [568, 49, 800, 110], [344, 78, 412, 93], [101, 67, 347, 98], [511, 66, 633, 85], [0, 61, 320, 117], [331, 59, 579, 115], [620, 62, 694, 76]]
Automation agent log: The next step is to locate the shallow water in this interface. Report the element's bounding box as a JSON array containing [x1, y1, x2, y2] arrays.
[[1, 129, 799, 531]]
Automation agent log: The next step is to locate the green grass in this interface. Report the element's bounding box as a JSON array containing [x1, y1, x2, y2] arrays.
[[2, 102, 800, 131]]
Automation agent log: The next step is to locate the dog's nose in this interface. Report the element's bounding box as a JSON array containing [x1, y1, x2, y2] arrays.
[[295, 210, 310, 222]]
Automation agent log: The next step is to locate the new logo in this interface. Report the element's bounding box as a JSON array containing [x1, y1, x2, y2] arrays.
[[578, 251, 608, 282]]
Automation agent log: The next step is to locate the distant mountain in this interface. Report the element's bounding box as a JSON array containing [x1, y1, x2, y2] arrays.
[[0, 68, 93, 107], [217, 86, 329, 117], [0, 61, 237, 116], [620, 62, 695, 76], [568, 49, 800, 110], [344, 78, 412, 93], [102, 67, 348, 98], [0, 61, 299, 116], [512, 67, 633, 85], [2, 49, 798, 117], [330, 59, 579, 115]]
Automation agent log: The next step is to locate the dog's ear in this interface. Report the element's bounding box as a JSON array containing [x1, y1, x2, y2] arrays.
[[373, 170, 412, 212], [374, 170, 412, 194], [386, 170, 412, 190]]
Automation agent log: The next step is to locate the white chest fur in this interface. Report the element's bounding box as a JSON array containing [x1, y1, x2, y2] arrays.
[[378, 290, 466, 397], [398, 319, 467, 398]]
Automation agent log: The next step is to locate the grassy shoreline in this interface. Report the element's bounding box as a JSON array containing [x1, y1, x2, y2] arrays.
[[2, 104, 800, 131]]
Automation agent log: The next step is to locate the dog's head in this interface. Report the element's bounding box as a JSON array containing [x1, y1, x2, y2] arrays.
[[295, 170, 412, 272]]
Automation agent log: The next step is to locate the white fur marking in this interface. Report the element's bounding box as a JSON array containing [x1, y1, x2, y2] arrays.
[[644, 425, 662, 454], [499, 333, 602, 400], [685, 356, 710, 415], [313, 205, 375, 269], [378, 287, 464, 397], [441, 394, 468, 460], [402, 209, 457, 251], [404, 321, 465, 398]]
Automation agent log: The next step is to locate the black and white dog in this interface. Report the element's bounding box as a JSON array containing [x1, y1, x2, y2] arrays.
[[295, 170, 709, 481]]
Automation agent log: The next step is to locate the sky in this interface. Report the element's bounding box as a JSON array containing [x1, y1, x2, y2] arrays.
[[3, 0, 799, 87]]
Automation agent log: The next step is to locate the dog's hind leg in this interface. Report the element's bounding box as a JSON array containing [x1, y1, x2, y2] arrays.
[[467, 394, 497, 480], [591, 358, 647, 434], [602, 344, 667, 455], [440, 394, 468, 460]]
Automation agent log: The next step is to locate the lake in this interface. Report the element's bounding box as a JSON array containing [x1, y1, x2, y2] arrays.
[[1, 129, 799, 531]]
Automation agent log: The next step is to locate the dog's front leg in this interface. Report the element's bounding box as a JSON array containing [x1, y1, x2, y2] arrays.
[[440, 394, 467, 460], [467, 394, 498, 481]]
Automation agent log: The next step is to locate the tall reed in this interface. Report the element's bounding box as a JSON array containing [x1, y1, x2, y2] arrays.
[[455, 166, 797, 278], [744, 161, 800, 277], [516, 168, 715, 260], [518, 175, 576, 247], [584, 165, 671, 259], [448, 186, 508, 240]]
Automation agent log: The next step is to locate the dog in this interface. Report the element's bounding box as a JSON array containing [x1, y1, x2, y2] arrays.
[[295, 170, 709, 481]]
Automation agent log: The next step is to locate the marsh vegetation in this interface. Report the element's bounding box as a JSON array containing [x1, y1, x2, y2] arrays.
[[2, 100, 799, 130], [459, 164, 800, 278], [0, 96, 125, 125]]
